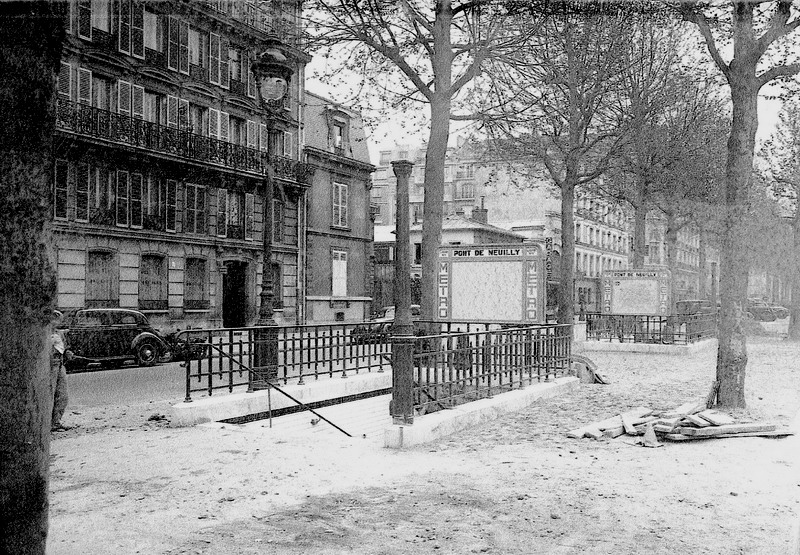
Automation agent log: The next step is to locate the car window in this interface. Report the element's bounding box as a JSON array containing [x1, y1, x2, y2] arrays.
[[119, 314, 137, 325], [75, 311, 103, 326]]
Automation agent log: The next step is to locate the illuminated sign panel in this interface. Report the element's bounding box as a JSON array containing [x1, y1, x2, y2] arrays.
[[436, 244, 544, 323]]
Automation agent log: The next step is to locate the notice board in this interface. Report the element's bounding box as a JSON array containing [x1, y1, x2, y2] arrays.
[[601, 269, 671, 315], [436, 244, 545, 323]]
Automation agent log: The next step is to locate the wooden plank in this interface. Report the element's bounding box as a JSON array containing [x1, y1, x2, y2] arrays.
[[621, 413, 639, 435], [665, 429, 793, 441], [675, 423, 776, 437], [585, 428, 604, 440], [566, 429, 586, 439], [603, 426, 625, 438], [652, 417, 682, 432], [653, 424, 678, 433], [682, 414, 711, 428], [662, 400, 706, 419], [697, 410, 735, 426], [566, 407, 651, 438]]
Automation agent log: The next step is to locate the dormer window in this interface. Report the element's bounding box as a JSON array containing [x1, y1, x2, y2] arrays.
[[333, 123, 344, 150]]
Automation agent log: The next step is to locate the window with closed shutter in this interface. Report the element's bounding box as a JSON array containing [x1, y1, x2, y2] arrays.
[[167, 16, 179, 71], [58, 62, 72, 98], [179, 20, 189, 74], [208, 108, 219, 139], [217, 188, 227, 237], [246, 120, 257, 149], [332, 249, 347, 297], [220, 37, 230, 89], [132, 85, 144, 119], [131, 0, 144, 58], [117, 80, 131, 116], [139, 254, 167, 310], [219, 111, 229, 142], [76, 163, 91, 223], [184, 258, 208, 309], [54, 160, 69, 220], [86, 251, 117, 307], [116, 171, 129, 226], [118, 0, 130, 54], [259, 123, 268, 152], [166, 95, 178, 128], [209, 33, 220, 84], [78, 68, 92, 105], [130, 173, 143, 228], [165, 179, 177, 232]]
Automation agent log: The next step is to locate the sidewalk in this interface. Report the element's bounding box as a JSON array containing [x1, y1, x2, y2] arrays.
[[48, 337, 800, 554]]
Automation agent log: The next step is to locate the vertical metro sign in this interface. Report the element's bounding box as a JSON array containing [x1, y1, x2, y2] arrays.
[[436, 244, 545, 323]]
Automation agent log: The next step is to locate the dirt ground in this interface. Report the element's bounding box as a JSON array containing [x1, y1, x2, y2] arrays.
[[48, 337, 800, 554]]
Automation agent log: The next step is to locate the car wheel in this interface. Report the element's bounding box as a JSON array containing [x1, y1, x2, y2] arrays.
[[136, 340, 159, 367]]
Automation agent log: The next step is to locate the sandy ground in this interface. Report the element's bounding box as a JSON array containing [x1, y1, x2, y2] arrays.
[[48, 337, 800, 554]]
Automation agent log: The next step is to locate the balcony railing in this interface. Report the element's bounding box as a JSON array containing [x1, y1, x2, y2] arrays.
[[55, 99, 311, 183]]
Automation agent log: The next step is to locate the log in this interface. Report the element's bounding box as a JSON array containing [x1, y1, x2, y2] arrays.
[[696, 410, 735, 426], [674, 423, 776, 437], [705, 380, 719, 409]]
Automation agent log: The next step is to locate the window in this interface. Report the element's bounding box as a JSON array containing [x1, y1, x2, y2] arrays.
[[139, 254, 167, 310], [414, 243, 422, 265], [184, 258, 209, 310], [273, 200, 285, 243], [91, 0, 110, 32], [245, 193, 254, 240], [118, 0, 144, 58], [165, 179, 177, 232], [77, 0, 92, 40], [86, 251, 117, 307], [379, 151, 391, 165], [398, 150, 408, 160], [76, 163, 91, 222], [229, 47, 242, 81], [91, 74, 113, 111], [217, 189, 253, 240], [184, 183, 206, 234], [167, 17, 189, 74], [332, 249, 347, 297], [332, 182, 348, 228], [456, 182, 475, 200], [116, 170, 129, 226], [144, 91, 165, 125], [333, 122, 344, 150], [268, 130, 286, 156], [144, 11, 162, 52], [230, 116, 247, 146], [208, 33, 229, 88], [188, 27, 207, 67], [189, 103, 207, 135], [208, 108, 230, 141], [54, 160, 69, 220]]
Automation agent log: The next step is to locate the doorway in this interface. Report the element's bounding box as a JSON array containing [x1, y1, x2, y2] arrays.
[[222, 261, 247, 328]]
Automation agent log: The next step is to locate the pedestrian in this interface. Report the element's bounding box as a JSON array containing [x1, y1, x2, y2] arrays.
[[51, 311, 69, 432]]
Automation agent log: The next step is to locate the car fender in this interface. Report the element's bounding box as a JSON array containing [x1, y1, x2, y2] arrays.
[[132, 332, 167, 353]]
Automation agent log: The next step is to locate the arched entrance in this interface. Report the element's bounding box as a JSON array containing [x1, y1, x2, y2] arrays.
[[222, 260, 248, 328]]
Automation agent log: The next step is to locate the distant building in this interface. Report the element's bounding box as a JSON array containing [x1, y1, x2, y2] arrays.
[[303, 92, 375, 322]]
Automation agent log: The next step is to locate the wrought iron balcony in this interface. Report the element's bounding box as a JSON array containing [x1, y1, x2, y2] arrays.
[[55, 99, 311, 184]]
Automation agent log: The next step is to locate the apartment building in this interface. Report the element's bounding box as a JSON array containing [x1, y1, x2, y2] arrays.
[[52, 0, 311, 330]]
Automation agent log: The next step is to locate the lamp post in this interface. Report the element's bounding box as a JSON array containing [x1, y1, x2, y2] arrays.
[[250, 42, 294, 386], [390, 160, 415, 424]]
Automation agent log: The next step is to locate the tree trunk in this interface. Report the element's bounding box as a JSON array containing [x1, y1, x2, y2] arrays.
[[715, 68, 758, 409], [698, 227, 708, 299], [558, 172, 576, 325], [665, 213, 679, 312], [0, 3, 65, 553], [419, 1, 453, 325], [632, 197, 647, 269], [788, 210, 800, 340]]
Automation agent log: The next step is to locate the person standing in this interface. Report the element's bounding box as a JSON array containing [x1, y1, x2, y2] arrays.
[[51, 311, 69, 431]]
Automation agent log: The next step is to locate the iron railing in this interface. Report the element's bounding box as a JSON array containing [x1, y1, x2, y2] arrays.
[[55, 99, 310, 182], [585, 312, 718, 345], [412, 324, 572, 414]]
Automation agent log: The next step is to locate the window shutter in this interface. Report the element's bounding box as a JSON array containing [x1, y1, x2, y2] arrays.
[[77, 0, 92, 40], [118, 0, 131, 54], [245, 193, 254, 240], [77, 68, 92, 105], [246, 55, 256, 98], [131, 0, 144, 58], [179, 98, 189, 130], [259, 123, 268, 152], [130, 173, 143, 227], [284, 131, 294, 158], [132, 85, 144, 119], [166, 95, 178, 128], [66, 0, 73, 34], [54, 160, 69, 220], [117, 80, 132, 116], [208, 108, 219, 139], [165, 179, 177, 232], [179, 20, 189, 74], [116, 170, 129, 226], [217, 188, 227, 237], [246, 120, 257, 149], [58, 62, 72, 98], [197, 186, 206, 234], [185, 184, 195, 233], [219, 37, 230, 89], [209, 33, 220, 85], [219, 111, 229, 142], [76, 163, 90, 222], [167, 16, 179, 71], [341, 184, 348, 227]]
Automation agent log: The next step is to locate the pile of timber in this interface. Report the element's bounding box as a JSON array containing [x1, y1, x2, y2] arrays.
[[566, 402, 794, 444]]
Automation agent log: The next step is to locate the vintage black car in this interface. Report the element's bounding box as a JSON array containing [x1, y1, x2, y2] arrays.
[[60, 308, 169, 371]]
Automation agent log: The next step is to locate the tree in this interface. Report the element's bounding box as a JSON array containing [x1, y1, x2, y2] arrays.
[[761, 101, 800, 339], [304, 0, 516, 321], [0, 2, 65, 552], [681, 0, 800, 408], [480, 11, 634, 324]]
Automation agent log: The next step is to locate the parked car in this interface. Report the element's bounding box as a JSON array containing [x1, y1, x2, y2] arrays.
[[676, 299, 715, 316], [352, 305, 422, 345], [745, 299, 777, 322], [59, 308, 170, 371], [373, 304, 421, 322], [769, 304, 789, 319]]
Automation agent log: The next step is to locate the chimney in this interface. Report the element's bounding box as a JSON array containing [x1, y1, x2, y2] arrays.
[[472, 196, 488, 224]]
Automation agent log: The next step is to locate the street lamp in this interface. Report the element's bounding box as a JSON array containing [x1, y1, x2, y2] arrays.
[[250, 42, 294, 386]]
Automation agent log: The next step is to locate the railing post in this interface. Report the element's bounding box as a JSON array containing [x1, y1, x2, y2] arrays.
[[390, 160, 415, 425]]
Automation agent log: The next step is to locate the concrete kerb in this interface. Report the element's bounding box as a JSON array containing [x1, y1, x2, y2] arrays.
[[792, 408, 800, 555], [384, 376, 579, 449], [574, 338, 718, 355], [170, 371, 392, 427]]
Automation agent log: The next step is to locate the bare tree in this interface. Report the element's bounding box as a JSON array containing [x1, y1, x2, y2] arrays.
[[0, 2, 66, 553], [304, 0, 516, 321], [681, 0, 800, 408], [481, 11, 634, 324], [761, 101, 800, 339]]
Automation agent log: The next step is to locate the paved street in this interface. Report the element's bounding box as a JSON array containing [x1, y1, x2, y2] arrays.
[[66, 361, 188, 407]]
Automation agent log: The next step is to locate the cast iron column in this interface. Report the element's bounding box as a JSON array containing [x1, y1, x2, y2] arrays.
[[253, 176, 278, 388], [390, 160, 414, 424]]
